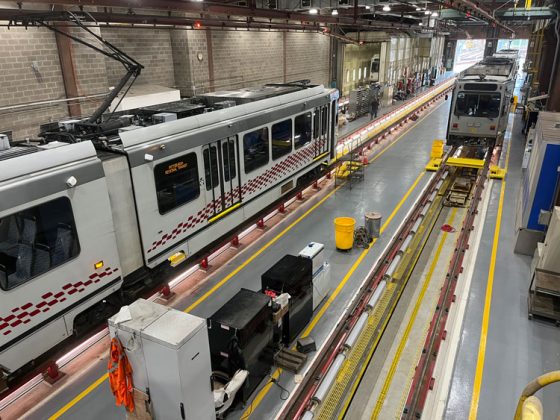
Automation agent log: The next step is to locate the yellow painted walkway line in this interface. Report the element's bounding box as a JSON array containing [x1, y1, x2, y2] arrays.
[[468, 139, 511, 420], [49, 92, 446, 420], [49, 374, 109, 420], [372, 208, 458, 419], [243, 171, 426, 418], [243, 98, 447, 418]]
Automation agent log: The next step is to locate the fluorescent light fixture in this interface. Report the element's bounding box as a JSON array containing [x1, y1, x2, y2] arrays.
[[332, 8, 338, 15], [382, 5, 391, 11], [431, 11, 438, 16], [309, 8, 318, 14], [419, 22, 423, 25], [365, 5, 371, 9], [424, 9, 430, 14], [415, 6, 422, 10]]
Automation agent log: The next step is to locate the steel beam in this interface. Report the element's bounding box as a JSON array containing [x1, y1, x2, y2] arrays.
[[9, 0, 419, 30]]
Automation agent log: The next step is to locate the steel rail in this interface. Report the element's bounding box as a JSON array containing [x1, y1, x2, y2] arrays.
[[402, 151, 494, 419], [281, 148, 456, 419]]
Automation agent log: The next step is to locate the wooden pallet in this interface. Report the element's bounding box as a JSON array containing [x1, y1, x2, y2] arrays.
[[274, 348, 307, 373]]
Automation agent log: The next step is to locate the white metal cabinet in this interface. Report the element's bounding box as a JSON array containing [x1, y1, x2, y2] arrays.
[[141, 310, 215, 420]]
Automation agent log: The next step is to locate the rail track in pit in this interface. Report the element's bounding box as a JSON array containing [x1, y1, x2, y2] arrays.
[[281, 143, 496, 420]]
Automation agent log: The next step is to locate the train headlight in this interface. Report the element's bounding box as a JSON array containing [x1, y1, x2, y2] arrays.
[[94, 261, 104, 269]]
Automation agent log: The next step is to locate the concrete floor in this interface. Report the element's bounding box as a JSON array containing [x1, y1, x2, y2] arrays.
[[21, 86, 558, 420], [24, 88, 451, 420], [444, 114, 560, 420]]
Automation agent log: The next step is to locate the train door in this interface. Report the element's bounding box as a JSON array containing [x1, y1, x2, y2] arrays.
[[202, 137, 241, 220], [312, 105, 330, 159]]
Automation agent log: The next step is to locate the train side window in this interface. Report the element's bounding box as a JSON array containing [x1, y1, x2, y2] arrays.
[[0, 197, 80, 291], [271, 119, 292, 160], [313, 110, 320, 140], [243, 127, 269, 173], [203, 146, 220, 190], [294, 112, 312, 150], [321, 106, 328, 136], [222, 138, 237, 182], [154, 153, 200, 214]]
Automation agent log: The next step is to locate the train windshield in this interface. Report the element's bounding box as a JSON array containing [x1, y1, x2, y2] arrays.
[[455, 92, 501, 118]]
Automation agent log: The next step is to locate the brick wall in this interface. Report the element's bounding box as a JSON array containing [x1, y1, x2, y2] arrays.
[[0, 27, 68, 139], [285, 32, 330, 86], [211, 31, 285, 90], [1, 26, 331, 139], [100, 28, 175, 88]]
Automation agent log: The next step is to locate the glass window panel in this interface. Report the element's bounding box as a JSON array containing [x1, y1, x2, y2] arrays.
[[294, 113, 312, 150], [0, 197, 80, 290], [155, 153, 200, 214], [243, 127, 269, 173], [222, 139, 236, 182], [271, 120, 292, 160], [203, 146, 219, 191]]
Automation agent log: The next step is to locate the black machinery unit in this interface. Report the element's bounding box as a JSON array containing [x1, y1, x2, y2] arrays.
[[207, 288, 273, 401], [138, 100, 206, 119], [261, 255, 313, 345]]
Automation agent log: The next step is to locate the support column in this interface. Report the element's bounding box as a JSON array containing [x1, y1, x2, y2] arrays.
[[54, 26, 81, 116], [283, 31, 287, 83], [206, 29, 215, 91]]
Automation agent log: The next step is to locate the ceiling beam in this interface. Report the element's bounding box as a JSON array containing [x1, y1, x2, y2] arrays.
[[10, 0, 422, 30]]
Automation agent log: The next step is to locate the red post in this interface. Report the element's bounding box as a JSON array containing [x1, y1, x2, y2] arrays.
[[297, 191, 304, 201], [200, 258, 209, 270], [279, 203, 286, 213], [313, 180, 320, 190], [231, 236, 240, 247], [43, 361, 65, 385], [326, 171, 332, 180], [160, 283, 175, 301], [257, 219, 265, 229]]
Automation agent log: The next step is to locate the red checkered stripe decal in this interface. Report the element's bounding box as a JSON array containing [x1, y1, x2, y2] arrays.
[[0, 266, 119, 337], [147, 140, 326, 254]]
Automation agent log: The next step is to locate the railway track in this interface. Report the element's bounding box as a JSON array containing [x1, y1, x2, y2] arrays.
[[0, 79, 454, 414], [281, 146, 495, 420]]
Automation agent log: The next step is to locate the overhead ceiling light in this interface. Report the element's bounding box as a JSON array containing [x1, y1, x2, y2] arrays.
[[332, 9, 338, 15], [419, 22, 423, 25], [383, 5, 391, 11], [365, 5, 371, 9], [424, 9, 431, 14], [431, 11, 438, 16], [309, 8, 318, 14], [415, 6, 422, 11]]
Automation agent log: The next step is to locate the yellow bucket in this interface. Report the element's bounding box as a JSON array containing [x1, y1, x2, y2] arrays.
[[334, 217, 356, 250]]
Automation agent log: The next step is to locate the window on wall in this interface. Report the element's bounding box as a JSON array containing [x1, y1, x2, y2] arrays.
[[353, 68, 356, 81], [0, 197, 80, 291], [294, 113, 312, 149], [346, 70, 350, 83], [358, 68, 362, 80], [313, 110, 320, 140], [243, 127, 269, 173], [271, 120, 292, 160], [364, 66, 367, 79], [155, 153, 200, 214]]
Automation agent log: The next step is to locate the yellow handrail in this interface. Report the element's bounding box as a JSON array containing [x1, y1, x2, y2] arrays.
[[514, 371, 560, 420]]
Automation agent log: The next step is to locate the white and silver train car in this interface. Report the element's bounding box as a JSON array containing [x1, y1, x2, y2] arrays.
[[0, 84, 339, 384], [446, 56, 517, 147]]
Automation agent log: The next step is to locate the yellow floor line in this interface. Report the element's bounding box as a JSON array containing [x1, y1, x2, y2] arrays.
[[468, 139, 511, 420], [243, 98, 447, 418], [372, 208, 458, 419], [48, 95, 445, 420], [243, 171, 426, 418], [49, 374, 109, 420]]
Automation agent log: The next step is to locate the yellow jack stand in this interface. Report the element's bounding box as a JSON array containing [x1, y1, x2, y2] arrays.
[[489, 164, 507, 179]]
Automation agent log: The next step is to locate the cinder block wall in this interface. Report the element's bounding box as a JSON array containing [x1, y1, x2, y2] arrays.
[[0, 27, 68, 139], [0, 27, 331, 139]]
